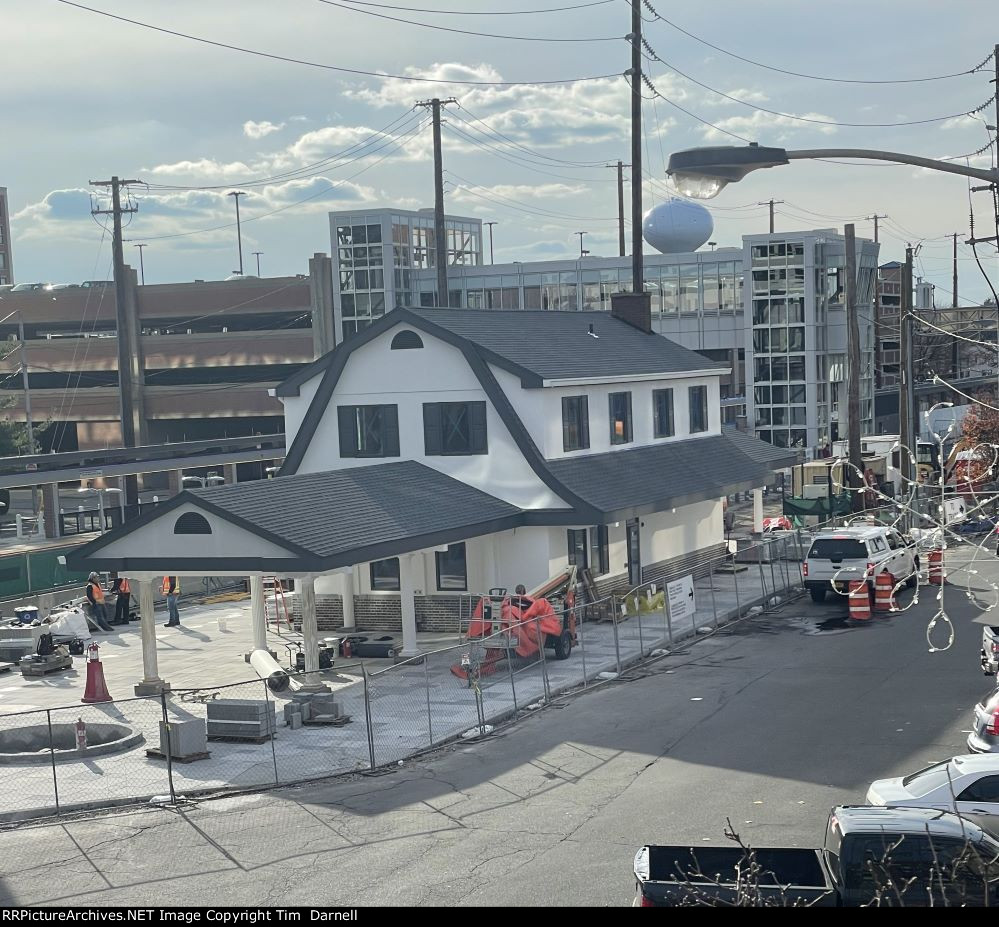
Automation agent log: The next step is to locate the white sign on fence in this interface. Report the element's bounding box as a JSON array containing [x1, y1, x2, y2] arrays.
[[667, 574, 696, 624]]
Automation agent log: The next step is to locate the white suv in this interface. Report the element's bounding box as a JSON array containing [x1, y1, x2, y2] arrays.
[[803, 525, 919, 603]]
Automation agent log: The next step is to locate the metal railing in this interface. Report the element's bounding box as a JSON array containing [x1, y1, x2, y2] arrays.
[[0, 533, 805, 823]]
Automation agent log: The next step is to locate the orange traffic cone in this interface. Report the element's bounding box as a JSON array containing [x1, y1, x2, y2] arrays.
[[82, 642, 113, 703]]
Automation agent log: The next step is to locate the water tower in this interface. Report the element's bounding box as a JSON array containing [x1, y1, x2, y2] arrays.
[[642, 199, 714, 254]]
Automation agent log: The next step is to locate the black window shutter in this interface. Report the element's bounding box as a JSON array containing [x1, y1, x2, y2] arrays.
[[337, 407, 357, 457], [469, 402, 488, 453], [423, 403, 442, 455], [625, 393, 633, 442], [383, 405, 400, 456], [561, 397, 572, 451], [580, 396, 590, 448]]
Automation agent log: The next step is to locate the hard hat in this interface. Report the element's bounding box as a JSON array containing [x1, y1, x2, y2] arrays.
[[88, 572, 99, 580]]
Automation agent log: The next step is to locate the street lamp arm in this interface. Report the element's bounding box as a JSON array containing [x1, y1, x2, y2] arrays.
[[787, 149, 999, 184]]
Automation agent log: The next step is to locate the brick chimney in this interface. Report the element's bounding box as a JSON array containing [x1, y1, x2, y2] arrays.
[[610, 292, 652, 334]]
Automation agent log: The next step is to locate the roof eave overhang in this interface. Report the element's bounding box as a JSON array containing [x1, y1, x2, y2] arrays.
[[539, 367, 728, 388]]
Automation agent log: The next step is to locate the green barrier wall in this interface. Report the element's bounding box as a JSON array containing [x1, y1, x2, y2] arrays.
[[0, 546, 92, 601]]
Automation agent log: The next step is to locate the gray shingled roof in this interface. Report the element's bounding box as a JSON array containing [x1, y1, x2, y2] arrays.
[[545, 433, 773, 515], [409, 308, 725, 383], [722, 427, 801, 470], [192, 461, 522, 565]]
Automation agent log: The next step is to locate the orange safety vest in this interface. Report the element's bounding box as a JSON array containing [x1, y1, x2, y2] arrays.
[[118, 578, 131, 595], [161, 577, 180, 595], [88, 580, 105, 604]]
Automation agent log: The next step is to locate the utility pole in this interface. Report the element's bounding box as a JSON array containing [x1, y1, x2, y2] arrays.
[[629, 0, 643, 292], [90, 176, 140, 507], [252, 251, 263, 276], [899, 246, 916, 494], [844, 224, 862, 508], [867, 215, 886, 387], [133, 244, 146, 285], [227, 191, 247, 275], [16, 314, 39, 516], [615, 160, 627, 257], [416, 97, 456, 306], [951, 232, 960, 378], [758, 199, 784, 234], [484, 222, 497, 265]]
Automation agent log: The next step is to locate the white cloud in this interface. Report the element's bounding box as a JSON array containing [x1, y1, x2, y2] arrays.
[[699, 109, 838, 142], [243, 120, 286, 139], [701, 88, 770, 107]]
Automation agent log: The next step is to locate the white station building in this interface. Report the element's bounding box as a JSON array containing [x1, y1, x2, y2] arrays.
[[71, 299, 792, 694]]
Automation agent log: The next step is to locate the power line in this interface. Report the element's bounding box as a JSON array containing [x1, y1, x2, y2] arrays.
[[642, 38, 997, 128], [124, 119, 430, 243], [641, 1, 992, 85], [143, 109, 423, 191], [641, 73, 750, 143], [338, 0, 615, 13], [452, 105, 611, 167], [318, 0, 621, 41], [53, 1, 622, 85]]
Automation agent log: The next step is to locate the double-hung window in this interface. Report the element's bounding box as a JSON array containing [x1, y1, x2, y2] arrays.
[[562, 396, 590, 452], [609, 392, 633, 445], [689, 385, 708, 434], [653, 388, 675, 438]]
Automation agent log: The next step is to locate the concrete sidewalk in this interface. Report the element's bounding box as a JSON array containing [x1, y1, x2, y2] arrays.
[[0, 554, 800, 821]]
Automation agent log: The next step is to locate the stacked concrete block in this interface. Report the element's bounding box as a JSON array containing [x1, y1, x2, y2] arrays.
[[206, 699, 277, 740], [159, 719, 208, 758]]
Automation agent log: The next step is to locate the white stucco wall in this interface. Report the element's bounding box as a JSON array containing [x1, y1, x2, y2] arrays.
[[292, 325, 568, 509], [281, 375, 322, 452], [92, 502, 299, 562], [641, 499, 723, 566], [491, 365, 723, 461]]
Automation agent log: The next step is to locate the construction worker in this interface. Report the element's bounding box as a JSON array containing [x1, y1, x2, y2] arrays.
[[111, 574, 132, 625], [162, 576, 181, 627], [86, 573, 113, 632]]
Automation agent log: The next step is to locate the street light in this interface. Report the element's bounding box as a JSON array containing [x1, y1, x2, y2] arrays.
[[181, 473, 225, 489], [666, 144, 999, 199], [78, 486, 121, 534]]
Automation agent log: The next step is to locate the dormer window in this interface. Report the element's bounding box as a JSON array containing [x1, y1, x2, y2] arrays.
[[689, 385, 708, 434], [561, 396, 590, 452]]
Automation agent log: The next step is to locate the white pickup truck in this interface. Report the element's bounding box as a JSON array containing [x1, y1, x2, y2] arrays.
[[803, 525, 919, 603]]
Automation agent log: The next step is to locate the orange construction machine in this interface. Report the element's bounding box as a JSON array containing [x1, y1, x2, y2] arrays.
[[450, 568, 578, 680]]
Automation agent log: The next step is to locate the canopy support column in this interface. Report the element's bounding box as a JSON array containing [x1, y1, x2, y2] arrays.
[[134, 578, 170, 696], [399, 553, 419, 657]]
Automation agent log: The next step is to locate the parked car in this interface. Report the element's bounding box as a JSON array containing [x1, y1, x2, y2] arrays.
[[982, 626, 999, 675], [968, 684, 999, 754], [10, 282, 52, 292], [803, 525, 919, 603], [867, 754, 999, 814], [635, 806, 999, 906]]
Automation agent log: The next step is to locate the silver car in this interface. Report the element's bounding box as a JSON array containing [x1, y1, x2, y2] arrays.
[[968, 684, 999, 753]]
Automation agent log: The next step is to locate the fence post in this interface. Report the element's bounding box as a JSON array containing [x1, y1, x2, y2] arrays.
[[757, 548, 768, 610], [160, 692, 178, 805], [46, 709, 60, 815], [636, 604, 645, 656], [708, 561, 719, 629], [474, 683, 486, 737], [611, 607, 622, 675], [505, 634, 519, 711], [423, 658, 434, 748], [768, 547, 779, 601], [662, 593, 673, 647], [261, 679, 279, 786], [535, 617, 551, 702], [362, 664, 376, 770], [794, 530, 806, 588], [732, 552, 742, 618], [577, 605, 588, 687]]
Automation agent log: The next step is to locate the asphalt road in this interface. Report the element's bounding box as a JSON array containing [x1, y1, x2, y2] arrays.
[[2, 545, 997, 907]]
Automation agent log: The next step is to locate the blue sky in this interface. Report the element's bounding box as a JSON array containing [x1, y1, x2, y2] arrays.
[[3, 0, 997, 303]]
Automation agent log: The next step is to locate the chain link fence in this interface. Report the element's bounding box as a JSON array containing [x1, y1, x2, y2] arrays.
[[0, 534, 804, 823]]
